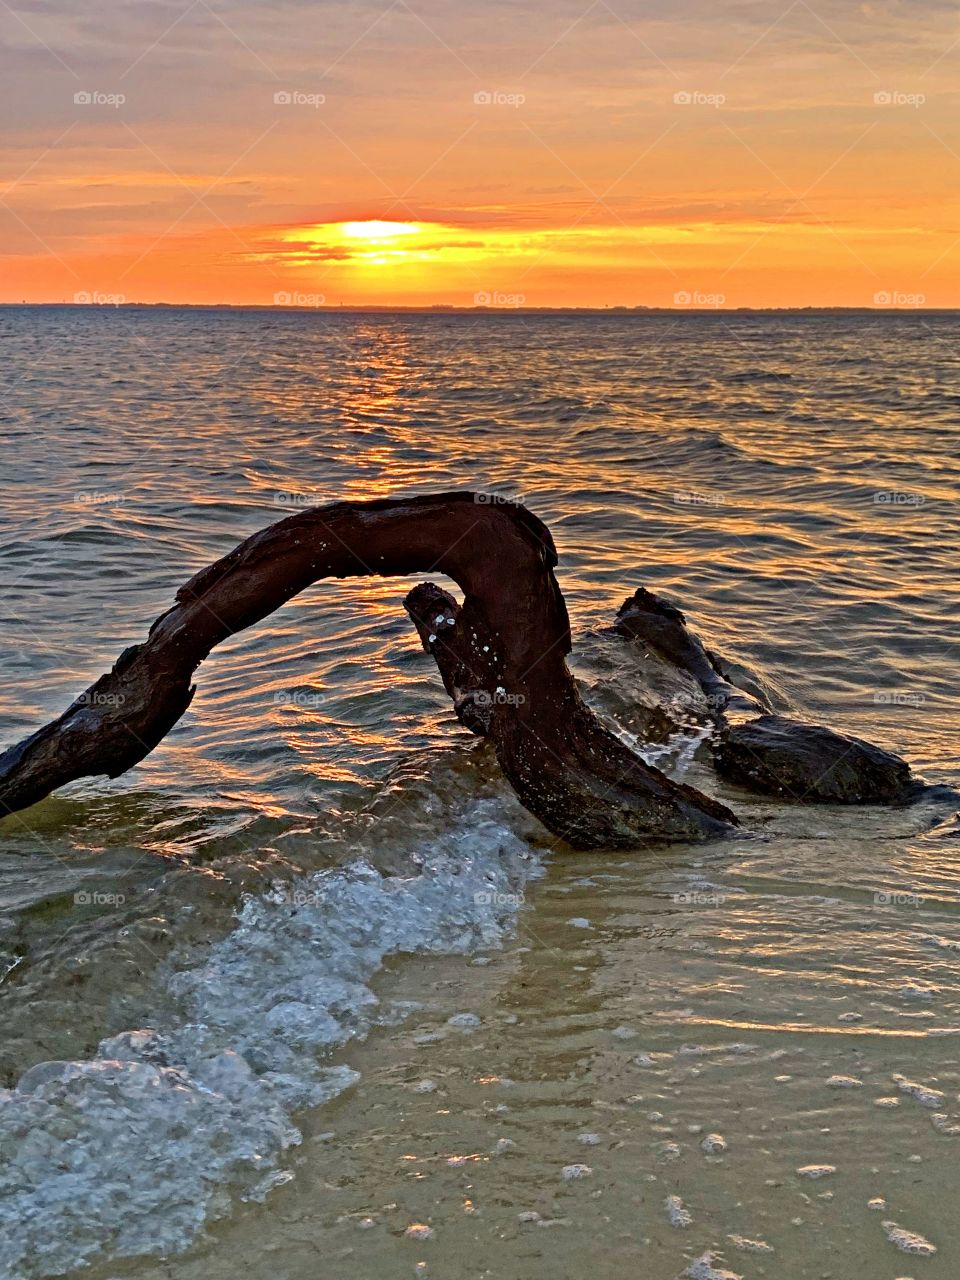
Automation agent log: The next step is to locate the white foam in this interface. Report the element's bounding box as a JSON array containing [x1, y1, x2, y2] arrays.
[[631, 724, 715, 777], [404, 1222, 434, 1240], [684, 1250, 741, 1279], [447, 1012, 482, 1029], [892, 1073, 945, 1108], [0, 806, 540, 1278], [727, 1234, 773, 1253], [665, 1193, 692, 1227], [881, 1219, 937, 1256]]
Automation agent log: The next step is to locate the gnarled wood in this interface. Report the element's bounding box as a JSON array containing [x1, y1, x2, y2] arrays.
[[614, 586, 915, 804], [614, 587, 765, 718], [0, 493, 737, 848]]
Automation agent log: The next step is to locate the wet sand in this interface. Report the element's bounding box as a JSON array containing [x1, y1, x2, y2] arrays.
[[90, 805, 960, 1280]]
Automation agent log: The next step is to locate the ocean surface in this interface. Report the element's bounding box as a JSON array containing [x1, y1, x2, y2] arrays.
[[0, 307, 958, 1279]]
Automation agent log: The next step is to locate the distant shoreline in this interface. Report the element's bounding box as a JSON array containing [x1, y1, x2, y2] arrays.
[[2, 303, 958, 315]]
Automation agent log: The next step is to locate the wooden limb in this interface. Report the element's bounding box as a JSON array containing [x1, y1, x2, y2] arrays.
[[404, 582, 738, 847], [614, 586, 915, 804], [404, 583, 495, 736], [0, 493, 737, 848], [614, 587, 766, 718]]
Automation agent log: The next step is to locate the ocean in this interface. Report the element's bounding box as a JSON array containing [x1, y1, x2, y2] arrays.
[[1, 307, 958, 1278]]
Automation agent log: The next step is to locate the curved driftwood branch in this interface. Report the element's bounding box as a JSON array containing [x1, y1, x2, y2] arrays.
[[0, 493, 736, 848]]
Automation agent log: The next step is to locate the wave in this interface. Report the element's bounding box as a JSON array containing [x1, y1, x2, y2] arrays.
[[0, 803, 541, 1278], [723, 369, 794, 384]]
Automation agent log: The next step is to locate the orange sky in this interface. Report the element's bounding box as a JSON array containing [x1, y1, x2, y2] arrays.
[[2, 0, 959, 307]]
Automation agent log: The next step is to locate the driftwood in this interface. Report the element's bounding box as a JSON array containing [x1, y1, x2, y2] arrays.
[[614, 586, 915, 804], [0, 493, 737, 849], [614, 587, 765, 718]]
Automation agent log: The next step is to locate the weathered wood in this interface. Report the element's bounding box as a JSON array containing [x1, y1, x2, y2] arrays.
[[614, 587, 766, 718], [404, 582, 495, 736], [614, 586, 916, 804], [402, 579, 738, 845], [0, 493, 737, 848]]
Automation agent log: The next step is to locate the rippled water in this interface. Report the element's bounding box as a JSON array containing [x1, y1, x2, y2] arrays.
[[0, 307, 958, 1279]]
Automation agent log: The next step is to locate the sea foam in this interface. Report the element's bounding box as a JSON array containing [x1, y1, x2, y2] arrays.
[[0, 805, 539, 1278]]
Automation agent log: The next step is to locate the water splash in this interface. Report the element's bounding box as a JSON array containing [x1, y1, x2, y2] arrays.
[[0, 804, 540, 1278]]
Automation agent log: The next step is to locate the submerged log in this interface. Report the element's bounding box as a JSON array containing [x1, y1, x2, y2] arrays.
[[713, 714, 914, 803], [614, 587, 766, 718], [614, 587, 915, 804], [0, 493, 737, 849]]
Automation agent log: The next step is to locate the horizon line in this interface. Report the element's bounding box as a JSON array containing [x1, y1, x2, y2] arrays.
[[1, 302, 957, 315]]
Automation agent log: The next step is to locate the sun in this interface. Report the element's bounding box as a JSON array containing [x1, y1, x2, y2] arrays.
[[339, 220, 420, 243], [278, 218, 429, 270]]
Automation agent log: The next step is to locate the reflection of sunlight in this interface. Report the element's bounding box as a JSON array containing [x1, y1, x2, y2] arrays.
[[336, 441, 451, 502]]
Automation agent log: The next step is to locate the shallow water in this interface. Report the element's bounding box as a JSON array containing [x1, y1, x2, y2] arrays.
[[0, 308, 958, 1279]]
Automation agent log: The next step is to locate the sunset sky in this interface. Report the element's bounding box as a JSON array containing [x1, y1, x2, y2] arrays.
[[2, 0, 959, 307]]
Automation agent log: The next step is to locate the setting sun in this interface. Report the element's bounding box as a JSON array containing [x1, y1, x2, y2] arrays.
[[339, 220, 420, 242]]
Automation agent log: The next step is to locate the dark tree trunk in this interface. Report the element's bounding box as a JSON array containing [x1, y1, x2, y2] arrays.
[[0, 494, 737, 848]]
